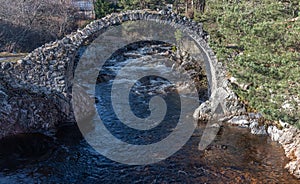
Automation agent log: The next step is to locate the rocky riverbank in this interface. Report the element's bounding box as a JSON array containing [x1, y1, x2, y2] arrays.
[[193, 100, 300, 178], [228, 113, 300, 178]]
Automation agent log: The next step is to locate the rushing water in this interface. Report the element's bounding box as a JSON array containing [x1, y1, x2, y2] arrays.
[[0, 43, 299, 183]]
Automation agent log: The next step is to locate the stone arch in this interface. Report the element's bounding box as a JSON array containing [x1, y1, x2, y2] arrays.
[[68, 10, 218, 95], [0, 10, 243, 117]]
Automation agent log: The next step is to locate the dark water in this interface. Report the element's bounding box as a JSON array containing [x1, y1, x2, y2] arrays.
[[0, 43, 299, 183], [0, 125, 298, 183]]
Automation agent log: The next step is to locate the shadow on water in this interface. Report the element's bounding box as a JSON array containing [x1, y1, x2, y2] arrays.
[[0, 124, 298, 183], [0, 133, 56, 171]]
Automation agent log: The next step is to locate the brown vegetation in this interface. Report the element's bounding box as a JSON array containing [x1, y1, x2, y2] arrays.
[[0, 0, 79, 52]]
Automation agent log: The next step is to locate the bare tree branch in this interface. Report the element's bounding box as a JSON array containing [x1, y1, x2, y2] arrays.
[[0, 0, 78, 52]]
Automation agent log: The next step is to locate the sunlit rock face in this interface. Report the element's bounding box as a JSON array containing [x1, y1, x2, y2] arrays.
[[267, 122, 300, 178]]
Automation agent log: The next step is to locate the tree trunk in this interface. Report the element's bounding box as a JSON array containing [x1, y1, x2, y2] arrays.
[[185, 0, 189, 15], [191, 0, 194, 10], [196, 0, 205, 13]]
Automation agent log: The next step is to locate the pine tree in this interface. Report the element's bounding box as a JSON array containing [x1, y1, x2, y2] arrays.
[[94, 0, 113, 19]]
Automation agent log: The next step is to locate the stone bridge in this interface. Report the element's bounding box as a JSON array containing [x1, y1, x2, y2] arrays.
[[2, 10, 300, 178], [0, 10, 243, 137]]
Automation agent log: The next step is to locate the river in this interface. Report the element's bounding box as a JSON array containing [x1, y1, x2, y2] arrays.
[[0, 42, 298, 183]]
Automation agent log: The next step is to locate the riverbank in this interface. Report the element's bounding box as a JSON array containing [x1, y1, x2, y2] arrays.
[[228, 114, 300, 178], [194, 90, 300, 178], [193, 0, 300, 178]]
